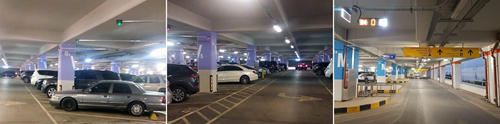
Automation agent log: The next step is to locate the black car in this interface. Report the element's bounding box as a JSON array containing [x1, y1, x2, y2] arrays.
[[167, 64, 200, 103], [41, 70, 121, 98], [296, 63, 308, 70], [313, 62, 330, 75], [120, 73, 136, 81], [0, 71, 16, 78], [259, 61, 278, 72], [20, 71, 34, 83]]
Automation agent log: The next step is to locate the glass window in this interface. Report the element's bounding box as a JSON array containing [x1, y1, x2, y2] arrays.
[[38, 70, 57, 76], [133, 76, 147, 83], [112, 83, 132, 93], [150, 76, 160, 83], [100, 72, 120, 80], [82, 71, 97, 80], [91, 83, 111, 93], [167, 65, 196, 74], [220, 66, 243, 71], [461, 58, 486, 86]]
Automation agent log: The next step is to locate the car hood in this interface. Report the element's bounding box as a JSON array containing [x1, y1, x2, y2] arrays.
[[56, 90, 84, 94], [143, 91, 165, 97]]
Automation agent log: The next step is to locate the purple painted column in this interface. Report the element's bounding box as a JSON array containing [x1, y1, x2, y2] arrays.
[[110, 61, 120, 73], [246, 46, 256, 67], [274, 55, 279, 63], [230, 54, 239, 64], [264, 51, 271, 61], [57, 43, 76, 91], [197, 31, 218, 93], [38, 54, 47, 69], [323, 53, 329, 62]]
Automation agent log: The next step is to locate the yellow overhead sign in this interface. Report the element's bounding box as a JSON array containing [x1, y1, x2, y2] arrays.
[[403, 47, 480, 58], [414, 68, 428, 72]]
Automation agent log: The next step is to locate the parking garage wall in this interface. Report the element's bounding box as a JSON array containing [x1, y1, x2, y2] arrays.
[[442, 58, 486, 96]]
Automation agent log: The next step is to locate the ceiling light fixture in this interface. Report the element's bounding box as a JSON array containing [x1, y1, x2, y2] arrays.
[[273, 25, 282, 32], [290, 45, 294, 48], [285, 39, 290, 44], [219, 49, 226, 53], [151, 48, 167, 57]]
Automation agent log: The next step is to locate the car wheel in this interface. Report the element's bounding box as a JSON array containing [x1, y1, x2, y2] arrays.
[[240, 76, 250, 84], [171, 86, 187, 103], [364, 78, 369, 84], [128, 102, 145, 116], [316, 70, 323, 75], [61, 98, 77, 111], [23, 78, 29, 83], [46, 86, 57, 98]]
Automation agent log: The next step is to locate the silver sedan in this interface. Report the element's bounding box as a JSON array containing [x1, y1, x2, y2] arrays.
[[49, 80, 166, 116]]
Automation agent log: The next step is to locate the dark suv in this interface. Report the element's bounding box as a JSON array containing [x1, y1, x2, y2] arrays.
[[20, 71, 34, 83], [278, 64, 287, 71], [0, 71, 16, 78], [41, 70, 121, 98], [313, 62, 330, 75], [167, 64, 199, 103], [259, 61, 278, 72]]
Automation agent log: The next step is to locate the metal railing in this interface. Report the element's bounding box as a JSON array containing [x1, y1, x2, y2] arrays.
[[357, 83, 397, 99]]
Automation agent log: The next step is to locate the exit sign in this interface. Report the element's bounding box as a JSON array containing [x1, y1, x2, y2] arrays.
[[358, 18, 388, 27]]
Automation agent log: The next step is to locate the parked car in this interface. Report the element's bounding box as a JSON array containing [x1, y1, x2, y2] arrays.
[[358, 73, 376, 83], [120, 73, 136, 81], [296, 63, 308, 70], [324, 61, 333, 80], [0, 71, 16, 78], [187, 62, 198, 70], [35, 77, 55, 90], [278, 64, 288, 71], [20, 71, 34, 83], [41, 70, 121, 98], [259, 61, 278, 72], [313, 62, 330, 75], [217, 65, 258, 84], [30, 69, 57, 86], [49, 80, 166, 116], [167, 64, 199, 103], [131, 75, 167, 93], [166, 80, 172, 105]]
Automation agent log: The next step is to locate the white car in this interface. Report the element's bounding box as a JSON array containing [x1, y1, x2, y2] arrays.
[[30, 69, 57, 86], [131, 75, 167, 93], [324, 61, 333, 80], [217, 65, 258, 84]]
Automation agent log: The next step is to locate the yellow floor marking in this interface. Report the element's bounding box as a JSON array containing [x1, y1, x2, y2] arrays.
[[207, 106, 221, 114], [197, 111, 210, 121]]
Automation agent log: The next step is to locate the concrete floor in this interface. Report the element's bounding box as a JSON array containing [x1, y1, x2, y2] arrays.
[[0, 78, 164, 124], [335, 79, 500, 124], [168, 70, 333, 124]]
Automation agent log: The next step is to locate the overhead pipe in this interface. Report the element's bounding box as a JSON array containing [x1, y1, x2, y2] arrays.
[[491, 39, 499, 106], [481, 49, 489, 100]]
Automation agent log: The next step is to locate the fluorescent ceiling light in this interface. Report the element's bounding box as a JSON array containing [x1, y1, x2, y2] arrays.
[[219, 49, 226, 53], [234, 51, 239, 54], [185, 56, 190, 58], [132, 64, 139, 68], [290, 45, 294, 48], [295, 59, 300, 61], [273, 25, 282, 32], [244, 53, 248, 55], [84, 58, 92, 62], [220, 56, 223, 58], [166, 42, 174, 46], [2, 66, 7, 69], [183, 52, 186, 54], [245, 59, 247, 61], [358, 65, 363, 67], [285, 39, 290, 44], [227, 57, 230, 59]]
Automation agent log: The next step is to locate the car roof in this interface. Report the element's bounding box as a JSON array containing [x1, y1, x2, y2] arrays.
[[35, 69, 57, 71], [98, 80, 135, 84]]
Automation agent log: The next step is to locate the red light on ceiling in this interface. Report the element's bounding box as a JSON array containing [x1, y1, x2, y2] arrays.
[[57, 48, 60, 51], [167, 27, 170, 31], [207, 36, 210, 39]]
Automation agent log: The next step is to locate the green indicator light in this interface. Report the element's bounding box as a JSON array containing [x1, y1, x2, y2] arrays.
[[76, 39, 79, 43], [116, 20, 123, 26]]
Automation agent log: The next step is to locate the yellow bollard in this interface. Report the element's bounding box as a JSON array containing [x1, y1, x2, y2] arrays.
[[262, 69, 265, 79]]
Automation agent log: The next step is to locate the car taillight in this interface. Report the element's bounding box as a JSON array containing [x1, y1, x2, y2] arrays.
[[193, 85, 199, 88], [162, 96, 166, 103], [190, 73, 199, 78], [253, 71, 257, 74]]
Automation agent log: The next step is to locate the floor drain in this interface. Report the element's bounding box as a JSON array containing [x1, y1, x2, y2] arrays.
[[182, 107, 199, 113]]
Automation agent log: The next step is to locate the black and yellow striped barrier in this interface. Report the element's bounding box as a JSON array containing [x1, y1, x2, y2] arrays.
[[334, 98, 388, 114], [386, 80, 408, 83], [358, 87, 402, 94]]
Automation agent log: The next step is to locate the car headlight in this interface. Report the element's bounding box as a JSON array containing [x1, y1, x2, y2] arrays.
[[43, 80, 47, 85]]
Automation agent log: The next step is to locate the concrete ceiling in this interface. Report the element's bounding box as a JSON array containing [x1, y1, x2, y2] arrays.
[[167, 0, 332, 60], [336, 0, 498, 68]]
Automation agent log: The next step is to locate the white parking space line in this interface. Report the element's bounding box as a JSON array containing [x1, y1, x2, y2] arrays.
[[47, 111, 163, 123], [23, 84, 58, 124], [312, 72, 333, 95]]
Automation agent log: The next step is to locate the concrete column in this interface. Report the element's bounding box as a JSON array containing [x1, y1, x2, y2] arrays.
[[57, 43, 76, 91], [452, 62, 461, 89], [391, 63, 397, 81], [38, 54, 47, 69], [197, 31, 218, 93], [376, 58, 386, 83], [264, 51, 271, 61], [110, 61, 121, 73], [246, 46, 256, 67], [440, 65, 445, 83], [485, 51, 496, 104]]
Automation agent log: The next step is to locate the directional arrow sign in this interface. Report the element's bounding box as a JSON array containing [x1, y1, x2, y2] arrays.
[[404, 47, 479, 58], [278, 93, 322, 102]]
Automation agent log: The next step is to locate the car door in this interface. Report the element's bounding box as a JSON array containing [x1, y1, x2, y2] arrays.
[[225, 66, 243, 82], [81, 83, 112, 107], [148, 75, 162, 91], [108, 83, 133, 108], [217, 66, 228, 82], [132, 75, 149, 90]]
